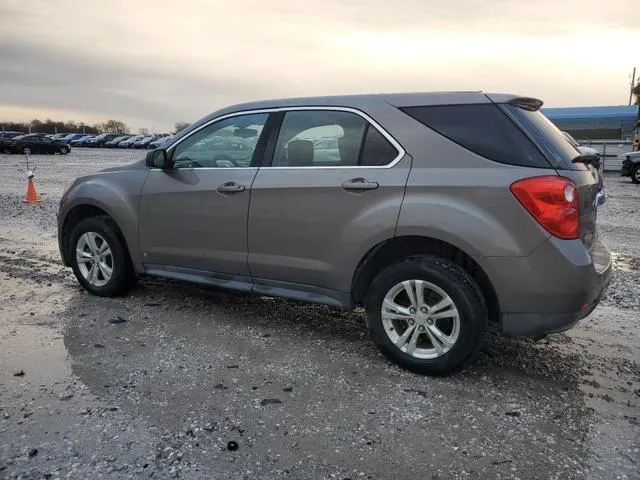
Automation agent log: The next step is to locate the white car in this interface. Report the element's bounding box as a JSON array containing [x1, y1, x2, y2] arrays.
[[562, 131, 599, 156]]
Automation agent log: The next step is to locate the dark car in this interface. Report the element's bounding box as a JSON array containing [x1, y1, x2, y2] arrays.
[[133, 135, 161, 149], [50, 133, 71, 140], [86, 133, 120, 148], [5, 134, 70, 155], [104, 135, 131, 148], [148, 135, 173, 149], [69, 135, 95, 147], [621, 151, 640, 184], [0, 131, 26, 153], [118, 135, 145, 148], [60, 133, 87, 144]]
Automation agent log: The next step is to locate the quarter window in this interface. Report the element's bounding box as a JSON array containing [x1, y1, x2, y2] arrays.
[[401, 104, 550, 168], [171, 113, 268, 168], [271, 110, 399, 167]]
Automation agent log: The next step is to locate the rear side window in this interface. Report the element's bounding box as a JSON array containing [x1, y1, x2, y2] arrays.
[[271, 110, 400, 167], [401, 104, 551, 168]]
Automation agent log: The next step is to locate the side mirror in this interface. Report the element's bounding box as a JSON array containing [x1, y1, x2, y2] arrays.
[[145, 149, 171, 169]]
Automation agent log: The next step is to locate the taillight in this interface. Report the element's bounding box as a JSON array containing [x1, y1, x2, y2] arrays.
[[510, 176, 579, 240]]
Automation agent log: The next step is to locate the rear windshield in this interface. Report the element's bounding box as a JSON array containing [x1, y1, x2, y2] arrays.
[[400, 104, 551, 168], [503, 105, 582, 170]]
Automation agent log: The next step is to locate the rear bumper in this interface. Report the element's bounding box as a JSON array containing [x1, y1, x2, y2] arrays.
[[478, 235, 612, 337]]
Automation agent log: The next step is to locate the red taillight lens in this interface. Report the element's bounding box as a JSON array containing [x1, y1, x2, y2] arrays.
[[510, 176, 579, 240]]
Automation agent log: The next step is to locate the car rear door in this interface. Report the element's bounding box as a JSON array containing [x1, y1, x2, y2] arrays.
[[247, 108, 411, 300], [138, 112, 272, 279], [41, 136, 57, 153]]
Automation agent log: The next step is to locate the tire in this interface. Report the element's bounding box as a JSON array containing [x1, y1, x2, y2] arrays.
[[68, 216, 136, 297], [59, 146, 69, 155], [365, 255, 487, 376], [632, 165, 640, 184], [22, 147, 31, 155]]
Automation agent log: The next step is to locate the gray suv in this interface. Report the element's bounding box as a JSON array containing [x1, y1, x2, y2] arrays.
[[57, 92, 611, 375]]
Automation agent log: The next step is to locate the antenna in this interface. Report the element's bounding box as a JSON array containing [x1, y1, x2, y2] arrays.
[[630, 67, 637, 106]]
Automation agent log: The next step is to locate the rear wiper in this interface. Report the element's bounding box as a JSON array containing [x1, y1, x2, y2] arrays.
[[571, 153, 601, 169]]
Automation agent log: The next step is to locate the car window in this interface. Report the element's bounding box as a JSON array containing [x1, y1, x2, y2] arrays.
[[171, 113, 268, 169], [271, 110, 399, 167], [360, 125, 400, 166], [401, 104, 550, 168]]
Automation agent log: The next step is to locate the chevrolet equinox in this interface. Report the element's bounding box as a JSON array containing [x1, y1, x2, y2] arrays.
[[57, 92, 612, 375]]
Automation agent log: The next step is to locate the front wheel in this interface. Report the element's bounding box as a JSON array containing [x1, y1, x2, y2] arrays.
[[632, 165, 640, 184], [365, 256, 487, 375], [22, 147, 31, 155], [69, 216, 136, 297], [59, 146, 69, 155]]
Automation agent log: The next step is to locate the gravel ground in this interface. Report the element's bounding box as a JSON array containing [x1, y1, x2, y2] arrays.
[[0, 149, 638, 479]]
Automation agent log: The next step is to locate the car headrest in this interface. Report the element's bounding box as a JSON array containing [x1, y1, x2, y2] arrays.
[[338, 135, 360, 166], [287, 139, 314, 166]]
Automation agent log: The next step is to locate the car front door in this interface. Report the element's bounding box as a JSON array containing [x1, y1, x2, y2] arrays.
[[138, 112, 271, 279], [247, 108, 411, 301]]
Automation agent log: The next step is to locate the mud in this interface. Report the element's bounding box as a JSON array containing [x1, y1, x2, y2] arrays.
[[0, 150, 638, 479]]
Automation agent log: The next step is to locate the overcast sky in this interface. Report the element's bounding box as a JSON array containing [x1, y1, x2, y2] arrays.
[[0, 0, 637, 132]]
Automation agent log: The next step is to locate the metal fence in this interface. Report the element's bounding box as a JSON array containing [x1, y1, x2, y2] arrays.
[[579, 140, 634, 171]]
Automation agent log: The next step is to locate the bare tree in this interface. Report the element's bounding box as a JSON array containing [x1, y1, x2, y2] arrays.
[[174, 121, 191, 134], [138, 127, 149, 135], [102, 120, 129, 134]]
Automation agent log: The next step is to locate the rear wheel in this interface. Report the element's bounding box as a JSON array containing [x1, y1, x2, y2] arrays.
[[632, 165, 640, 184], [68, 216, 136, 297], [365, 256, 487, 375], [22, 147, 31, 155]]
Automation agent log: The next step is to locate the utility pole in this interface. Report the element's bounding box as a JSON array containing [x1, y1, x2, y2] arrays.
[[630, 67, 637, 106]]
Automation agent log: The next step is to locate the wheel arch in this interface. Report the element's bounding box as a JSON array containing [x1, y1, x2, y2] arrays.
[[60, 203, 132, 267], [351, 235, 500, 326]]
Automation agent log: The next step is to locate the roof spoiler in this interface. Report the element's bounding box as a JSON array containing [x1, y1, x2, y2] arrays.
[[507, 97, 544, 111]]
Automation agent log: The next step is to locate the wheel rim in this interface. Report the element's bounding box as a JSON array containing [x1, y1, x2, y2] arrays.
[[76, 232, 114, 287], [634, 168, 640, 182], [23, 148, 31, 154], [381, 280, 460, 359]]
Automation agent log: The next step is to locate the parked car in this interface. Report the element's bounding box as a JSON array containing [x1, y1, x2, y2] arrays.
[[561, 131, 604, 192], [86, 133, 120, 148], [0, 131, 26, 152], [118, 135, 145, 148], [148, 135, 174, 149], [5, 133, 70, 154], [620, 151, 640, 184], [133, 135, 162, 149], [56, 92, 611, 375], [104, 135, 131, 148], [69, 135, 95, 147], [50, 133, 71, 140], [60, 133, 87, 144]]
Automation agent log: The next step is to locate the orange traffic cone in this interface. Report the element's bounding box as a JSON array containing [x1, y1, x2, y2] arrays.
[[23, 175, 41, 204]]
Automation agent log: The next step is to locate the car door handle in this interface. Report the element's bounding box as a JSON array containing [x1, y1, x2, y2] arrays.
[[341, 177, 379, 191], [217, 182, 246, 193]]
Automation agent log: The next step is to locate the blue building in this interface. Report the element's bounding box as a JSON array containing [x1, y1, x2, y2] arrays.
[[542, 105, 639, 140]]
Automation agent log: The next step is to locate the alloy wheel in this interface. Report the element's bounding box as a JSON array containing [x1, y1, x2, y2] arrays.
[[76, 232, 114, 287], [381, 279, 460, 359]]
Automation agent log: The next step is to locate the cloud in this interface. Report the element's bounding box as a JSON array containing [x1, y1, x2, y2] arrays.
[[0, 0, 637, 130]]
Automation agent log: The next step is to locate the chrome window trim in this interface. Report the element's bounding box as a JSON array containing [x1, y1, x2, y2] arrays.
[[153, 106, 406, 171]]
